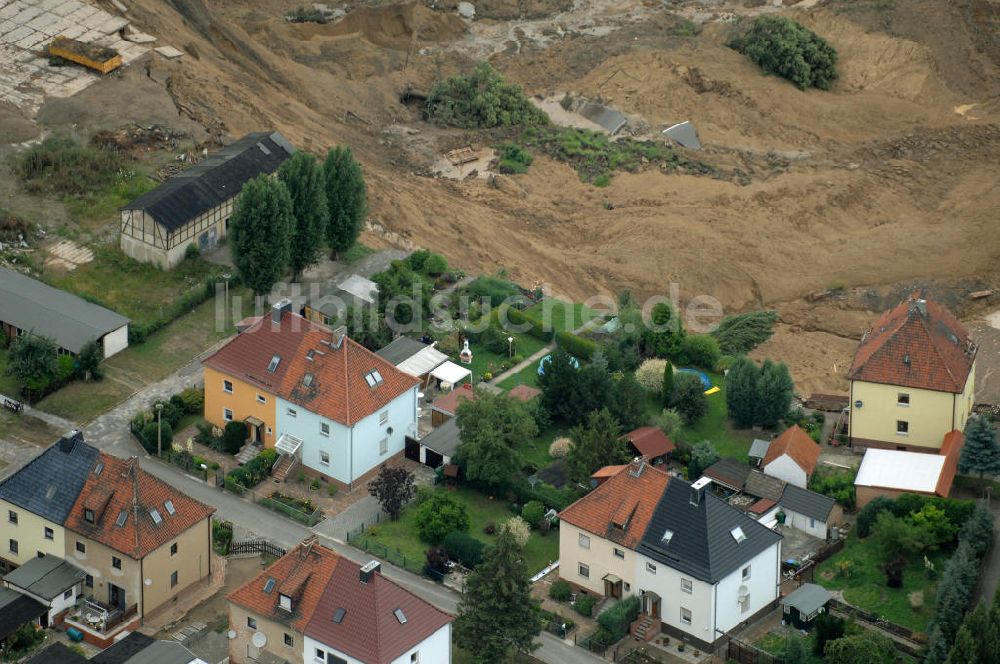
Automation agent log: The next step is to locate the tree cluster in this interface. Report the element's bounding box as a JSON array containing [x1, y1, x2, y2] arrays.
[[454, 390, 538, 494], [725, 356, 794, 428], [4, 333, 105, 399], [425, 62, 549, 129], [943, 589, 1000, 664], [730, 15, 839, 90]]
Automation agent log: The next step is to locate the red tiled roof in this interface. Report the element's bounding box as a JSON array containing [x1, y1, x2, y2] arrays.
[[65, 454, 215, 559], [430, 383, 477, 415], [559, 461, 670, 549], [936, 430, 964, 497], [848, 293, 976, 393], [626, 427, 676, 458], [228, 539, 340, 632], [507, 384, 541, 402], [305, 563, 452, 664], [749, 498, 776, 515], [591, 465, 628, 480], [278, 329, 419, 426], [763, 425, 821, 476]]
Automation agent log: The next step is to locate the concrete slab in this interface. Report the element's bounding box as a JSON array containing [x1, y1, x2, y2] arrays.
[[65, 5, 96, 23], [0, 20, 16, 35], [11, 7, 42, 24], [96, 16, 127, 34], [38, 0, 63, 10], [81, 10, 109, 29], [110, 0, 127, 12], [0, 3, 23, 20], [51, 1, 82, 18], [58, 22, 85, 39], [125, 31, 155, 43], [119, 43, 147, 63], [5, 25, 32, 41], [25, 11, 54, 31], [78, 29, 103, 42], [155, 45, 183, 58]]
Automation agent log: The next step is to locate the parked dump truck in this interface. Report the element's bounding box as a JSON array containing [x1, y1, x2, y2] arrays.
[[48, 36, 122, 74]]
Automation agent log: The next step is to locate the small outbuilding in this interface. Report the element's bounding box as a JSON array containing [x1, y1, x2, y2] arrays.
[[2, 554, 85, 627], [415, 417, 461, 469], [0, 587, 47, 649], [376, 337, 449, 387], [762, 425, 820, 488], [430, 382, 477, 427], [854, 430, 963, 508], [624, 426, 675, 464], [781, 583, 832, 630]]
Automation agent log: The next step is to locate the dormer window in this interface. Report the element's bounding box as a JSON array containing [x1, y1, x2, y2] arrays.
[[267, 355, 281, 373], [279, 594, 292, 611], [115, 510, 128, 527], [307, 349, 316, 361], [661, 529, 674, 544], [84, 509, 95, 524]]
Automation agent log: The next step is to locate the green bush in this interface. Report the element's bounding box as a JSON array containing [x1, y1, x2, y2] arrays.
[[443, 531, 485, 568], [140, 420, 173, 453], [521, 500, 546, 528], [574, 594, 597, 617], [497, 143, 534, 174], [467, 275, 521, 307], [426, 62, 548, 129], [549, 579, 572, 602], [808, 467, 856, 511], [730, 16, 838, 90], [415, 491, 470, 543], [212, 520, 233, 554], [424, 253, 449, 276], [179, 387, 205, 413], [597, 595, 641, 641], [512, 479, 577, 511], [555, 330, 596, 360], [680, 334, 721, 369], [222, 421, 247, 455], [13, 136, 124, 195], [857, 496, 895, 538], [493, 306, 551, 342]]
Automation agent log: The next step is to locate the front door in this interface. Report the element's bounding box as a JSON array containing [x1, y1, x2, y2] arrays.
[[604, 579, 622, 598], [108, 583, 125, 610], [643, 593, 661, 619]]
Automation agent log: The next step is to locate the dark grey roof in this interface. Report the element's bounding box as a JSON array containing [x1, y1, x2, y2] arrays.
[[0, 432, 99, 525], [779, 484, 835, 522], [308, 287, 369, 318], [637, 478, 782, 584], [3, 554, 85, 600], [781, 583, 831, 615], [25, 642, 89, 664], [122, 131, 295, 232], [749, 439, 771, 459], [703, 458, 750, 490], [0, 268, 130, 354], [376, 337, 427, 365], [745, 470, 786, 503], [121, 641, 197, 664], [419, 418, 461, 458], [0, 588, 47, 640], [92, 633, 156, 664]]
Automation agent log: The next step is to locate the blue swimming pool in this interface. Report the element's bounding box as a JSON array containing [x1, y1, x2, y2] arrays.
[[676, 368, 712, 390]]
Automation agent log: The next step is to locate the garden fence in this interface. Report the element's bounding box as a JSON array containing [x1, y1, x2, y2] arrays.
[[350, 536, 422, 576], [726, 638, 782, 664], [229, 538, 287, 559], [828, 598, 926, 655], [574, 631, 613, 656]]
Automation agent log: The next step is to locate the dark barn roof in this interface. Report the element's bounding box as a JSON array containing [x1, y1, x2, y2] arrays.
[[0, 432, 98, 525], [123, 131, 295, 232], [376, 337, 427, 366], [25, 643, 88, 664], [91, 633, 156, 664], [419, 417, 461, 458], [779, 484, 836, 522], [0, 588, 47, 640]]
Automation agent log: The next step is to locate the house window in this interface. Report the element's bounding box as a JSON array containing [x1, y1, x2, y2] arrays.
[[266, 427, 272, 436], [112, 556, 122, 570], [411, 653, 419, 663], [7, 510, 16, 524], [257, 394, 266, 404], [320, 451, 330, 466], [223, 408, 233, 422], [8, 539, 17, 554], [897, 393, 910, 406], [578, 563, 590, 579], [742, 565, 751, 581], [171, 543, 178, 556], [284, 633, 293, 647], [76, 541, 86, 554], [320, 422, 330, 437], [624, 582, 630, 592], [84, 509, 95, 524], [247, 616, 257, 629], [897, 420, 909, 435], [279, 594, 292, 611], [680, 608, 692, 625], [315, 649, 325, 662], [85, 575, 93, 588], [171, 571, 178, 587], [809, 518, 816, 528], [287, 407, 297, 418], [223, 380, 233, 394], [578, 533, 590, 549], [613, 547, 625, 559], [379, 438, 388, 455], [63, 589, 73, 600], [646, 562, 657, 574], [380, 411, 389, 425], [681, 578, 693, 594], [44, 527, 53, 540]]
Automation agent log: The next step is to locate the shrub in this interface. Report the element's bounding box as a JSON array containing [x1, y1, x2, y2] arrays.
[[555, 330, 596, 360], [597, 595, 641, 641], [635, 358, 668, 392], [500, 516, 531, 546], [286, 6, 332, 23], [857, 496, 895, 537], [549, 437, 573, 458], [426, 545, 450, 574], [327, 483, 339, 497], [651, 408, 683, 439], [222, 421, 246, 454], [550, 579, 572, 602], [673, 372, 708, 424], [415, 492, 470, 543], [511, 479, 577, 512], [808, 467, 856, 511], [426, 62, 549, 129], [730, 16, 838, 90], [813, 613, 845, 656], [574, 594, 597, 617], [497, 143, 534, 174], [680, 334, 721, 369], [141, 421, 173, 453], [13, 136, 125, 195], [521, 500, 545, 528], [443, 531, 486, 568], [179, 387, 205, 413], [424, 253, 449, 276]]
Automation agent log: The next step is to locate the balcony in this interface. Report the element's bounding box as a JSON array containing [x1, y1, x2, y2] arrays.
[[65, 598, 138, 643]]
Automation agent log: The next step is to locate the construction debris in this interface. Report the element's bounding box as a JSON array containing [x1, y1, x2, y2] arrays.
[[663, 121, 702, 150]]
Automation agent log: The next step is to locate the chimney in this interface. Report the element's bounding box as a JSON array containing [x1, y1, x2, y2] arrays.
[[272, 298, 293, 324], [908, 298, 927, 318], [59, 430, 83, 453], [690, 477, 711, 506], [332, 325, 347, 349], [360, 560, 381, 584]]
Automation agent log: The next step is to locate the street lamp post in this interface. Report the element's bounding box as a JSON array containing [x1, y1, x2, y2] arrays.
[[155, 402, 164, 457], [507, 336, 514, 359]]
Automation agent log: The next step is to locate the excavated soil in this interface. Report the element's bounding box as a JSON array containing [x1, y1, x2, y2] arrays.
[[7, 0, 1000, 393]]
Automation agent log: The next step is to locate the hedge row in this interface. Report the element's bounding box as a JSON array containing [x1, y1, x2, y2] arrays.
[[128, 275, 239, 344], [226, 448, 278, 489], [555, 330, 596, 360], [512, 480, 578, 512], [597, 595, 641, 641], [491, 306, 553, 343]]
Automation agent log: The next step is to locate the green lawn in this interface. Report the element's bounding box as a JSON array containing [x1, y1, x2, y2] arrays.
[[815, 535, 946, 633], [499, 356, 544, 390], [360, 487, 559, 575], [523, 298, 599, 334], [676, 371, 755, 459], [463, 332, 548, 383], [755, 629, 823, 663]]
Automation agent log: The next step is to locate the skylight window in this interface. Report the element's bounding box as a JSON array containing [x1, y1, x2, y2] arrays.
[[45, 485, 57, 501], [364, 370, 384, 388], [307, 349, 316, 361], [333, 608, 346, 624], [257, 142, 271, 155], [164, 500, 176, 516], [150, 508, 163, 525], [303, 373, 314, 387], [94, 462, 104, 476], [115, 510, 128, 528], [393, 608, 407, 624], [661, 529, 674, 544], [730, 526, 746, 544], [267, 355, 281, 373], [263, 578, 276, 594]]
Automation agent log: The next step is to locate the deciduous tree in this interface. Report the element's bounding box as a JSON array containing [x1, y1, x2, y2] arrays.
[[230, 175, 293, 296], [455, 391, 537, 493], [672, 372, 708, 424], [538, 347, 581, 424], [566, 409, 627, 483], [687, 440, 719, 480], [6, 332, 58, 394], [607, 371, 645, 431], [368, 465, 415, 520], [756, 359, 794, 427], [278, 151, 327, 281], [415, 491, 469, 543], [323, 146, 366, 256], [823, 632, 894, 664]]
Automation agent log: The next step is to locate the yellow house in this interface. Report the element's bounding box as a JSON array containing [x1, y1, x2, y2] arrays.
[[848, 294, 976, 452], [558, 461, 670, 599]]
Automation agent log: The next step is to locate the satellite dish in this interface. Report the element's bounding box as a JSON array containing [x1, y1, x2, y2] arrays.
[[252, 632, 267, 648], [144, 579, 152, 587], [227, 630, 237, 640]]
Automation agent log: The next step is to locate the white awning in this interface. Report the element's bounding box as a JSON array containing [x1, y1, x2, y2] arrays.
[[431, 361, 472, 387], [276, 433, 303, 456], [396, 346, 449, 378]]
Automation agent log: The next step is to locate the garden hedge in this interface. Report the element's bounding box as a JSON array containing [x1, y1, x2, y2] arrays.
[[555, 330, 596, 360]]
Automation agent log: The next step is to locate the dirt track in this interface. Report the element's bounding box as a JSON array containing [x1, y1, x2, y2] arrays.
[[4, 0, 1000, 394]]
